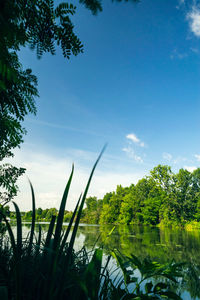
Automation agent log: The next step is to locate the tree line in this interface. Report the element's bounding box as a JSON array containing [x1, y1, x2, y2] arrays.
[[10, 207, 73, 222], [10, 164, 200, 226], [82, 165, 200, 226]]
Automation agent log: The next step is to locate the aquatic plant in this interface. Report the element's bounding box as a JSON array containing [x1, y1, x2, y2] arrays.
[[0, 149, 183, 299]]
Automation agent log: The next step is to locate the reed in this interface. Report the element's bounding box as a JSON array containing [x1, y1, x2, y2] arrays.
[[0, 149, 183, 299]]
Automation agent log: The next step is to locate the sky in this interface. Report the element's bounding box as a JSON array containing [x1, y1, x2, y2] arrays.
[[9, 0, 200, 211]]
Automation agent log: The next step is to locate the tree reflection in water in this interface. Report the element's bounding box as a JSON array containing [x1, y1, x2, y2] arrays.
[[78, 224, 200, 299], [18, 223, 200, 299]]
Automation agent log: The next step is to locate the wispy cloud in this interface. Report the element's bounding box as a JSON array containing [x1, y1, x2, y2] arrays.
[[194, 154, 200, 161], [173, 156, 187, 164], [190, 47, 199, 53], [7, 146, 144, 211], [184, 166, 197, 172], [162, 153, 190, 165], [176, 0, 185, 9], [122, 147, 143, 163], [126, 133, 145, 147], [170, 49, 188, 60], [27, 119, 106, 138], [187, 5, 200, 38], [163, 152, 172, 161]]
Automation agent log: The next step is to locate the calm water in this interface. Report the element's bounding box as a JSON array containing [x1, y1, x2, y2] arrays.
[[13, 223, 200, 299]]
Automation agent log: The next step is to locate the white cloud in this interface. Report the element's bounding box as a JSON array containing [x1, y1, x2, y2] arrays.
[[27, 118, 105, 138], [173, 156, 187, 164], [140, 142, 145, 147], [6, 146, 144, 211], [163, 152, 172, 161], [170, 49, 188, 60], [126, 133, 145, 147], [190, 47, 199, 53], [194, 154, 200, 161], [184, 166, 197, 172], [187, 6, 200, 37], [122, 147, 143, 163], [176, 0, 185, 10]]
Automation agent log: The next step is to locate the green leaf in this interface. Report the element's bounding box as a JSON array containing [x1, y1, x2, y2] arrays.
[[53, 165, 74, 252], [153, 282, 168, 292], [112, 251, 133, 286], [66, 145, 106, 266], [59, 193, 81, 256], [145, 282, 153, 293], [83, 248, 103, 299], [43, 215, 56, 254], [159, 291, 182, 300], [13, 202, 22, 258], [27, 180, 36, 255]]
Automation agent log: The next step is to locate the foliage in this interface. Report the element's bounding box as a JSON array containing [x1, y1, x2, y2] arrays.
[[10, 164, 200, 227], [81, 196, 103, 224], [0, 0, 139, 203], [0, 164, 25, 205], [81, 165, 200, 226], [112, 250, 183, 299], [0, 148, 104, 299], [0, 204, 10, 234], [14, 207, 75, 222], [0, 155, 182, 299]]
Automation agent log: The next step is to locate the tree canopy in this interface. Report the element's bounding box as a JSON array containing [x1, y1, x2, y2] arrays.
[[0, 0, 138, 204], [11, 164, 200, 226], [79, 165, 200, 226]]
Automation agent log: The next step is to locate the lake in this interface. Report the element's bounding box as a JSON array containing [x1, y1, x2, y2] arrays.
[[13, 223, 200, 299]]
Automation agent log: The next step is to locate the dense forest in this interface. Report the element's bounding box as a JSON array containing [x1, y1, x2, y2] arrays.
[[13, 164, 200, 227], [82, 164, 200, 226]]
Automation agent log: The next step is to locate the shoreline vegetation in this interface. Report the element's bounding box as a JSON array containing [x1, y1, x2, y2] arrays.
[[8, 164, 200, 230], [0, 156, 183, 299]]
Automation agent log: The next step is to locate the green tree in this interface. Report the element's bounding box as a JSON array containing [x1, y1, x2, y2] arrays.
[[0, 0, 139, 203], [24, 210, 32, 220], [150, 165, 173, 193], [0, 0, 85, 203], [86, 196, 98, 212], [100, 185, 129, 224], [63, 211, 73, 222], [45, 207, 58, 220], [173, 169, 195, 222], [81, 197, 103, 223]]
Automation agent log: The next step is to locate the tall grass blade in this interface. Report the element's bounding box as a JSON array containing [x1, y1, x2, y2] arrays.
[[41, 216, 56, 300], [59, 193, 81, 256], [47, 166, 75, 299], [99, 255, 112, 299], [100, 255, 111, 281], [43, 215, 56, 254], [53, 165, 74, 251], [83, 248, 103, 299], [37, 225, 42, 246], [28, 180, 36, 255], [13, 202, 22, 258], [0, 211, 16, 258], [67, 145, 106, 263], [12, 202, 22, 300], [35, 225, 42, 257]]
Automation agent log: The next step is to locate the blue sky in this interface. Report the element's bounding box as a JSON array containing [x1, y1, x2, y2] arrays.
[[11, 0, 200, 210]]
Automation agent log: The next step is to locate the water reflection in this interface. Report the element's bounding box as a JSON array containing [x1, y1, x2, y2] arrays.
[[17, 224, 200, 299], [78, 225, 200, 299]]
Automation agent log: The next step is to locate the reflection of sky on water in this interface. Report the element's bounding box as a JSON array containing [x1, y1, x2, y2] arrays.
[[10, 223, 200, 299]]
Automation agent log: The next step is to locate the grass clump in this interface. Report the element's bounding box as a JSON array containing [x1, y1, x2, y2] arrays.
[[0, 149, 183, 299]]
